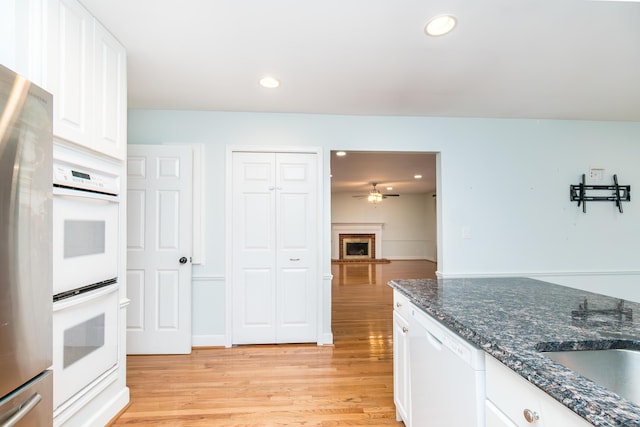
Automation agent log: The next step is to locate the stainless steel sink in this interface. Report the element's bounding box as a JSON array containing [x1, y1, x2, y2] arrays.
[[542, 349, 640, 406]]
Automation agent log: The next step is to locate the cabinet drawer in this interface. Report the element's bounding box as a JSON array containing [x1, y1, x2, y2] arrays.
[[486, 355, 590, 427], [393, 290, 411, 318], [486, 355, 545, 426]]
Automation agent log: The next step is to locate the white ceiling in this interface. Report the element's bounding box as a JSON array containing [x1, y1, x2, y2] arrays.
[[79, 0, 640, 194], [81, 0, 640, 121]]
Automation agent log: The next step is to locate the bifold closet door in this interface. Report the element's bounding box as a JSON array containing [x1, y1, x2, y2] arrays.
[[232, 152, 317, 344]]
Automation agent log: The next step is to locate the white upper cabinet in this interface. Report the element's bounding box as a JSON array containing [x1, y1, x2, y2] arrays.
[[48, 0, 92, 146], [0, 0, 48, 87], [93, 22, 127, 159], [48, 0, 126, 160]]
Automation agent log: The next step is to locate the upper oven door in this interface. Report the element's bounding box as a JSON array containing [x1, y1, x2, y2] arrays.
[[53, 187, 119, 296]]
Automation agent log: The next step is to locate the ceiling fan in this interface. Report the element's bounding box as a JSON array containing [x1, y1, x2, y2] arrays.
[[353, 183, 400, 203]]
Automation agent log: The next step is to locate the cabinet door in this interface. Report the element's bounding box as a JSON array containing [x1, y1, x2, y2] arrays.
[[393, 310, 410, 426], [93, 22, 126, 159], [49, 0, 93, 146], [486, 400, 518, 427], [0, 0, 47, 87]]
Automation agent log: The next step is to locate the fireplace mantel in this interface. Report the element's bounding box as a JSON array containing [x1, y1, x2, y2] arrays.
[[331, 223, 383, 260]]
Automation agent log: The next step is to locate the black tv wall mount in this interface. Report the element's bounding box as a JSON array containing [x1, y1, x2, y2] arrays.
[[570, 174, 630, 213]]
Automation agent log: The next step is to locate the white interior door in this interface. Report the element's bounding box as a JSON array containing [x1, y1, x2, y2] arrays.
[[232, 151, 317, 344], [275, 153, 317, 343], [126, 145, 193, 354]]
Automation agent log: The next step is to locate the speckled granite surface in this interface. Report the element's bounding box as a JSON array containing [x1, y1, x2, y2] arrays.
[[388, 277, 640, 426]]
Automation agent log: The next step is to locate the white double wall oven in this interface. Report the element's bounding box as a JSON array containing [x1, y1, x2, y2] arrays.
[[51, 144, 121, 412]]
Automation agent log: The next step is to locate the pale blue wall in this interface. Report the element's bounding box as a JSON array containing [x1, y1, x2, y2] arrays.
[[128, 110, 640, 341]]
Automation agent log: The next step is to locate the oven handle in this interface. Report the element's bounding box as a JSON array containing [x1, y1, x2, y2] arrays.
[[53, 283, 119, 312], [53, 186, 119, 202]]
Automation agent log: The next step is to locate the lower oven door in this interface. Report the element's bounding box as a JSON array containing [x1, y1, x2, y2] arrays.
[[52, 285, 119, 409], [53, 188, 119, 296]]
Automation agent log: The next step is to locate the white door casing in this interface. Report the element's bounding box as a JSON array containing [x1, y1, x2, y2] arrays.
[[232, 151, 318, 344], [126, 144, 192, 354]]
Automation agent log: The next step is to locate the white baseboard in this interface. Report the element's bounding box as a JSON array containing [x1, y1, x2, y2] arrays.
[[192, 333, 334, 347], [192, 334, 226, 347], [386, 256, 437, 262], [90, 387, 130, 427], [318, 332, 334, 345]]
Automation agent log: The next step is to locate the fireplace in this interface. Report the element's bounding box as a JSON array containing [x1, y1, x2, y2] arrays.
[[331, 223, 383, 261], [339, 234, 376, 260]]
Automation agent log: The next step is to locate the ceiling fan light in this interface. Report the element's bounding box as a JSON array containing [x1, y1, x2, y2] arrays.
[[368, 191, 383, 203]]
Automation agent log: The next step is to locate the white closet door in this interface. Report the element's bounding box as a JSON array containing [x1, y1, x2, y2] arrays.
[[275, 153, 317, 343], [232, 151, 317, 344], [232, 152, 277, 344]]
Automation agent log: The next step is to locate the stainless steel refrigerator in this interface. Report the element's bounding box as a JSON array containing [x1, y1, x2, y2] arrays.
[[0, 64, 53, 425]]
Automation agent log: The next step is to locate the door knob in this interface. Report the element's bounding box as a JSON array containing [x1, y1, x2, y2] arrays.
[[179, 257, 188, 264]]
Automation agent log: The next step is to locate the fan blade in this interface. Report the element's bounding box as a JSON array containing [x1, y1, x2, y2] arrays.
[[382, 194, 400, 197]]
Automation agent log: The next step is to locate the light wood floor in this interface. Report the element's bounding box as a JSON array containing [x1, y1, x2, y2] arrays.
[[110, 260, 437, 426]]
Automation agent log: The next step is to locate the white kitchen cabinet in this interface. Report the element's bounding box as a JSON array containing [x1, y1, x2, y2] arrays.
[[486, 399, 518, 427], [392, 290, 411, 426], [485, 355, 590, 427], [93, 22, 127, 159], [48, 0, 93, 146], [231, 151, 319, 344], [0, 0, 48, 87], [47, 0, 126, 160]]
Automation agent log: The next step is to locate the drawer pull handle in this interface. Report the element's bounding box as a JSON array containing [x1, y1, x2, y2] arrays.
[[402, 327, 409, 334], [523, 409, 539, 423], [3, 392, 42, 427]]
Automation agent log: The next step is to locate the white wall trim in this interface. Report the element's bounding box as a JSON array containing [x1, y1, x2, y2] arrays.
[[84, 387, 130, 427], [192, 334, 226, 347], [387, 256, 436, 261], [192, 275, 225, 282], [191, 143, 205, 264], [319, 332, 334, 346], [437, 269, 640, 278]]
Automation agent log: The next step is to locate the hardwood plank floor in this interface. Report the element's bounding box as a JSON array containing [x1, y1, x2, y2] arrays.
[[110, 260, 437, 426]]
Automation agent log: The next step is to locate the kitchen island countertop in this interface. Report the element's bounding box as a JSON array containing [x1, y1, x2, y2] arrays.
[[388, 277, 640, 426]]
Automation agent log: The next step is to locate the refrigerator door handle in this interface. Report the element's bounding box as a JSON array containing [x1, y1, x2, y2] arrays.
[[1, 393, 42, 427]]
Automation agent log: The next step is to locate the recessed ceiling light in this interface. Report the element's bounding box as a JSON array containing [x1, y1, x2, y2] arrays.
[[259, 77, 280, 88], [424, 14, 457, 37], [386, 187, 393, 191], [414, 174, 423, 179], [336, 151, 347, 157]]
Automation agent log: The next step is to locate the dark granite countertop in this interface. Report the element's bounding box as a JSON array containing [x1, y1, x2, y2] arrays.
[[388, 277, 640, 426]]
